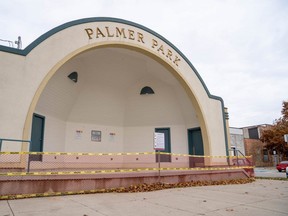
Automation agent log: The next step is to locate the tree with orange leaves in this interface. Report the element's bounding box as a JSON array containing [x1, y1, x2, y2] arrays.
[[260, 101, 288, 159]]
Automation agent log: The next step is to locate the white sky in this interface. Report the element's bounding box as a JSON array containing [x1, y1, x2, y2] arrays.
[[1, 0, 287, 127]]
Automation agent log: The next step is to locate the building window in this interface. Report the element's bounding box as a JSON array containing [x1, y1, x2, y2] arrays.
[[263, 149, 269, 162], [140, 86, 154, 95], [248, 127, 259, 139]]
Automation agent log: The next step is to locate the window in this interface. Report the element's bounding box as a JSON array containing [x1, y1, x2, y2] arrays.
[[140, 86, 154, 95], [263, 149, 269, 162], [248, 127, 259, 139]]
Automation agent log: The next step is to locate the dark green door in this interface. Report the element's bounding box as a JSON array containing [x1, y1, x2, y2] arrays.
[[188, 128, 204, 167], [30, 114, 45, 161], [188, 128, 204, 155], [155, 128, 171, 162]]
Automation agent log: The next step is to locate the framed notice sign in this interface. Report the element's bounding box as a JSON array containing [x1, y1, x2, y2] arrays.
[[91, 130, 101, 142], [154, 132, 165, 150]]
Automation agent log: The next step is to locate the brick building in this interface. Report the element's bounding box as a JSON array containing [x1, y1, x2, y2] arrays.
[[230, 125, 274, 167], [242, 124, 273, 167]]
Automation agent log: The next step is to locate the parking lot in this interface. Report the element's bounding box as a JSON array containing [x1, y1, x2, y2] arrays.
[[1, 178, 287, 216]]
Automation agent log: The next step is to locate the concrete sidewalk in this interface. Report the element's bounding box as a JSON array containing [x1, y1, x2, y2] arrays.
[[1, 179, 287, 216]]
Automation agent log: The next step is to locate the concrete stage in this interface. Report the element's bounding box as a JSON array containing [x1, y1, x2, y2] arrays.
[[0, 167, 254, 198]]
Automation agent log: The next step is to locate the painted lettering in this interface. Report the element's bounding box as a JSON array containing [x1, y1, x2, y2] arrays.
[[157, 45, 165, 55], [128, 29, 135, 40], [105, 26, 114, 37], [152, 39, 158, 48], [137, 32, 145, 43], [166, 49, 173, 60], [173, 56, 181, 66], [96, 27, 105, 38], [151, 38, 181, 67], [84, 27, 180, 67], [116, 27, 127, 38], [85, 28, 93, 39]]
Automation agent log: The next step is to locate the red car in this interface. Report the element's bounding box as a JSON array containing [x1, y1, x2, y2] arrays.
[[276, 161, 288, 172]]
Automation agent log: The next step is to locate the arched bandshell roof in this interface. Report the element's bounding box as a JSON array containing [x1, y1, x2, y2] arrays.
[[0, 17, 229, 156]]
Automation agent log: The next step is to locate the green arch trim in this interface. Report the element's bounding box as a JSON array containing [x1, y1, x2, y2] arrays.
[[0, 17, 229, 156]]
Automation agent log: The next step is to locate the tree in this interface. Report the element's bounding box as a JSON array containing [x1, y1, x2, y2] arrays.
[[260, 101, 288, 159]]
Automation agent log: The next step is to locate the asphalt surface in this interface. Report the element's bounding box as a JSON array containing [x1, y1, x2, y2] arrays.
[[0, 179, 287, 216], [254, 167, 288, 178]]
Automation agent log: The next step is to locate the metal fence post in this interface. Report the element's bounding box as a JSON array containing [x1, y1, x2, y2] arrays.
[[0, 138, 32, 172], [158, 151, 161, 182]]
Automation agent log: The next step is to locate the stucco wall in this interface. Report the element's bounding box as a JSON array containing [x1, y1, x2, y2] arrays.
[[33, 44, 199, 154], [0, 18, 227, 156], [0, 52, 26, 143]]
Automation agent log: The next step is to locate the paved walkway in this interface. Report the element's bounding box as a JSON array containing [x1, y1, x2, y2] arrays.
[[0, 179, 287, 216]]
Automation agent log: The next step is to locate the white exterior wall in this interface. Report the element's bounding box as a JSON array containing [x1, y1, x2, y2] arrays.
[[34, 60, 195, 153], [32, 43, 198, 154], [65, 122, 124, 153], [0, 52, 26, 142], [0, 18, 228, 156], [27, 112, 67, 153]]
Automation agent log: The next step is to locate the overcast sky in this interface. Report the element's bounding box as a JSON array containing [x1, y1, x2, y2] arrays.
[[1, 0, 287, 127]]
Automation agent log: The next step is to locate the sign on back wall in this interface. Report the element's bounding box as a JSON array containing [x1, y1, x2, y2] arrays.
[[154, 132, 165, 150]]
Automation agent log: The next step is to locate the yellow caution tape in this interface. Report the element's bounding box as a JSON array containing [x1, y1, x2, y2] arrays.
[[0, 151, 252, 159], [0, 166, 254, 177]]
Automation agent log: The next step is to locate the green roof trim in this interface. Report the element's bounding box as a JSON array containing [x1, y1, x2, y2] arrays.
[[0, 17, 229, 156]]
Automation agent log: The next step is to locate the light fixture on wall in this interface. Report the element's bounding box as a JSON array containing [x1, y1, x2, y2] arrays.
[[140, 86, 155, 95], [68, 71, 78, 83]]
